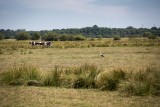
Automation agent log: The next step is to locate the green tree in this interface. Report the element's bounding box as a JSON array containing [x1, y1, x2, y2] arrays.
[[43, 32, 58, 41], [31, 32, 40, 40], [59, 34, 67, 41], [143, 32, 157, 39], [15, 32, 30, 40], [0, 32, 4, 40]]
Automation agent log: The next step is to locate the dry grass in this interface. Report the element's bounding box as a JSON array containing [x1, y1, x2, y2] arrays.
[[0, 86, 160, 107], [0, 46, 160, 72], [0, 38, 160, 107]]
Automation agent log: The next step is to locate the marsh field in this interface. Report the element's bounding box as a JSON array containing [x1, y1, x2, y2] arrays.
[[0, 38, 160, 107]]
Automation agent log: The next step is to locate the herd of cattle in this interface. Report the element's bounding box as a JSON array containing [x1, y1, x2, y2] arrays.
[[30, 41, 51, 47]]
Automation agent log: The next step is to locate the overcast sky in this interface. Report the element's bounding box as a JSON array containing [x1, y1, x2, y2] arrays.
[[0, 0, 160, 30]]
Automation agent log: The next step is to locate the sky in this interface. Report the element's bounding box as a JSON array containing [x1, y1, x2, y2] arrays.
[[0, 0, 160, 31]]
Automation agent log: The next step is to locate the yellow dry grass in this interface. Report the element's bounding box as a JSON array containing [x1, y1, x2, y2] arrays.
[[0, 38, 160, 107], [0, 46, 160, 72], [0, 86, 160, 107]]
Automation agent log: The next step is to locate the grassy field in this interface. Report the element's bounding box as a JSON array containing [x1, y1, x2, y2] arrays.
[[0, 46, 160, 72], [1, 86, 160, 107], [0, 38, 160, 107]]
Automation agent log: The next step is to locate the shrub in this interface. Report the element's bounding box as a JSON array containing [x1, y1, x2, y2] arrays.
[[143, 32, 157, 39], [73, 35, 86, 41], [113, 35, 121, 40], [15, 32, 30, 40], [147, 34, 157, 39], [31, 32, 40, 40]]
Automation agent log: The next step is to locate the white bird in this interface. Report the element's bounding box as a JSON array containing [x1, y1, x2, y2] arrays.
[[100, 52, 104, 57]]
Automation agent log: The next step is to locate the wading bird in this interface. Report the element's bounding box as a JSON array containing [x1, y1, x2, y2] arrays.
[[100, 52, 104, 57]]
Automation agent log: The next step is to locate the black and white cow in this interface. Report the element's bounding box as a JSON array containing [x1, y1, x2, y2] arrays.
[[30, 41, 51, 47]]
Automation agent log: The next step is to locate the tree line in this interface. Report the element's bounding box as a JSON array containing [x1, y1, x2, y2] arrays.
[[0, 25, 160, 40]]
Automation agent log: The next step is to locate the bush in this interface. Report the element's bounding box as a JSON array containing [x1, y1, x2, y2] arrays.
[[15, 32, 30, 40], [73, 35, 86, 41], [31, 32, 40, 40], [147, 34, 157, 39], [113, 35, 121, 40], [143, 32, 157, 39]]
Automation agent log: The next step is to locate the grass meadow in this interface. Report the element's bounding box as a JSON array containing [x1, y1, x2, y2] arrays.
[[0, 38, 160, 107]]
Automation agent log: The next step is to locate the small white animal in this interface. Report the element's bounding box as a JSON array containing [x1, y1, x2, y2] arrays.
[[100, 52, 104, 57]]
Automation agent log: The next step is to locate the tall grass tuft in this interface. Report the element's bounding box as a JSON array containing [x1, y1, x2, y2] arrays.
[[0, 64, 41, 86], [97, 69, 126, 91], [43, 66, 61, 86], [72, 63, 101, 89], [0, 49, 3, 54], [119, 67, 160, 96]]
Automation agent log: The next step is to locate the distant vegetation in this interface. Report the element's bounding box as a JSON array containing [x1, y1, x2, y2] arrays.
[[0, 38, 159, 52], [0, 25, 160, 40]]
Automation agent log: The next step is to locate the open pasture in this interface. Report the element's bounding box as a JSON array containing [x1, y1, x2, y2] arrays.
[[0, 38, 160, 72], [0, 38, 160, 107]]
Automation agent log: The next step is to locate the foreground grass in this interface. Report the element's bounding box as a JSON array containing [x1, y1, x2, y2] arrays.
[[0, 86, 160, 107], [0, 64, 159, 96]]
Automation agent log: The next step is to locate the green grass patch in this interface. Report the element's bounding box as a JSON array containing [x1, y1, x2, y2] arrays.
[[119, 67, 160, 96], [0, 63, 160, 96], [97, 69, 126, 91], [43, 66, 61, 86], [0, 64, 42, 86]]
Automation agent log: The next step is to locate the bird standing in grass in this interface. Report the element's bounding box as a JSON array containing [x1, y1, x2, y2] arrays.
[[100, 52, 104, 57]]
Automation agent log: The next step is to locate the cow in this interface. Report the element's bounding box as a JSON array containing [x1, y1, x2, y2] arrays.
[[30, 41, 51, 47], [30, 41, 36, 46]]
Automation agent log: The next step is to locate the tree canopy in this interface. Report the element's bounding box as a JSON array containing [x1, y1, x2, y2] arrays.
[[0, 25, 160, 40]]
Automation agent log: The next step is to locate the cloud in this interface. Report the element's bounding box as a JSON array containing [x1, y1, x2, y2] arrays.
[[0, 0, 130, 16], [10, 0, 93, 13], [2, 0, 128, 16]]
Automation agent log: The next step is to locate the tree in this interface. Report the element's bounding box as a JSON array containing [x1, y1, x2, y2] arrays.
[[92, 25, 99, 36], [15, 32, 30, 40], [126, 26, 134, 29], [0, 32, 4, 40], [59, 34, 67, 41], [43, 32, 58, 41], [151, 26, 158, 30], [143, 32, 157, 39], [31, 32, 40, 40]]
